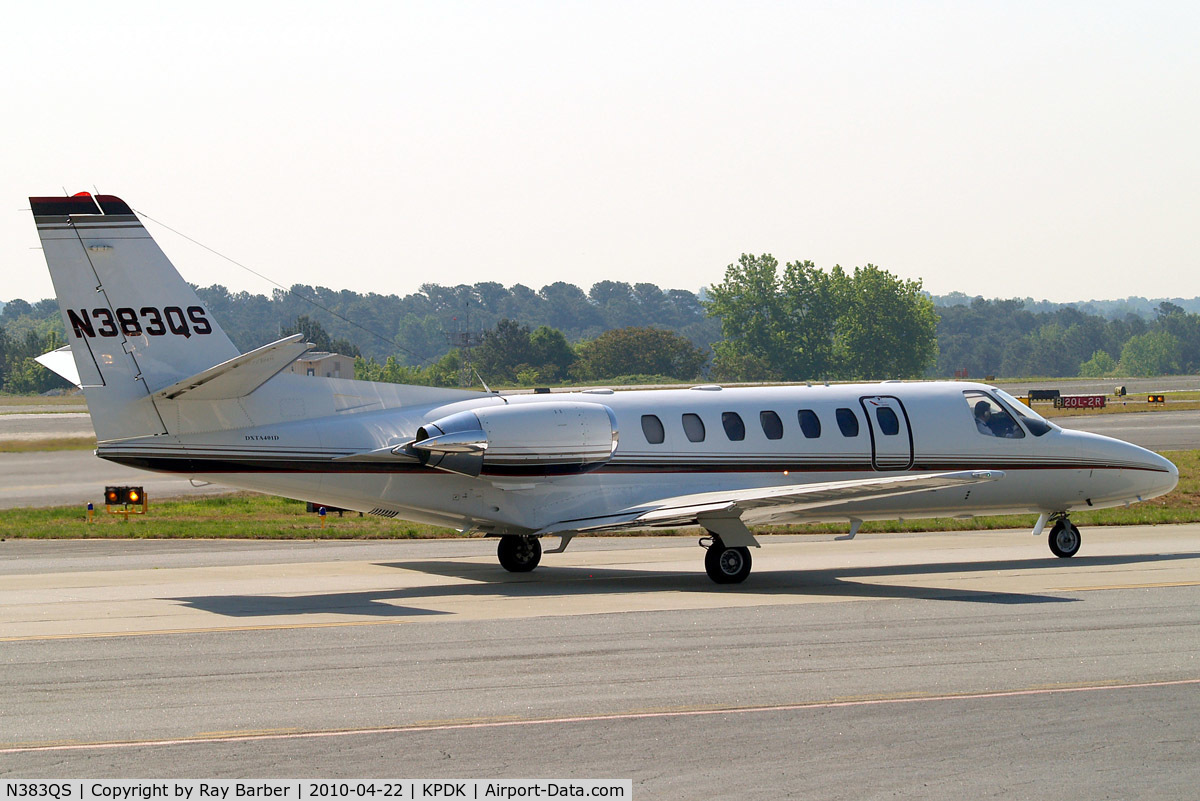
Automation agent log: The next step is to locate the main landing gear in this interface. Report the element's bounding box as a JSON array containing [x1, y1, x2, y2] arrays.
[[701, 536, 753, 584], [497, 534, 542, 572], [496, 532, 755, 584], [1048, 517, 1081, 558]]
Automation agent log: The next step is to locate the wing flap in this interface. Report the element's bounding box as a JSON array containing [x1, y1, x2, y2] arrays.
[[535, 470, 1004, 536], [152, 334, 311, 401]]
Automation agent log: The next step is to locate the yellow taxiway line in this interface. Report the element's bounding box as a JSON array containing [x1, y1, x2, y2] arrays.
[[4, 677, 1198, 755], [0, 618, 409, 643]]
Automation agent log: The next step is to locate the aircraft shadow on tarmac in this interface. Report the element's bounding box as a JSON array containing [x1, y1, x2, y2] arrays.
[[167, 592, 453, 619], [166, 552, 1196, 619]]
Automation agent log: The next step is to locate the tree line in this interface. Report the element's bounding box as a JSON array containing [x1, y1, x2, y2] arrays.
[[0, 298, 66, 393], [4, 262, 1200, 394], [354, 319, 710, 388], [936, 298, 1200, 379], [195, 279, 721, 366]]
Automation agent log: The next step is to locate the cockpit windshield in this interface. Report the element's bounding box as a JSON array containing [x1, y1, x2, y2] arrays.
[[965, 390, 1024, 438], [993, 389, 1058, 437]]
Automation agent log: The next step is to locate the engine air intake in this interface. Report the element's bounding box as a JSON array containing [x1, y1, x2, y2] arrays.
[[411, 402, 618, 477]]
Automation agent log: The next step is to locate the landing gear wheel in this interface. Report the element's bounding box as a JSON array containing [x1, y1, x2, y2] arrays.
[[704, 540, 752, 584], [1048, 519, 1081, 558], [498, 535, 542, 572]]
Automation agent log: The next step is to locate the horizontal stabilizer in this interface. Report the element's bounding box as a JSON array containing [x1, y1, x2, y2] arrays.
[[152, 334, 312, 401], [332, 444, 422, 463], [35, 346, 81, 388]]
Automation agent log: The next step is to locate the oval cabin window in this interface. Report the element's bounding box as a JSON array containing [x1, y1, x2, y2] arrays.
[[876, 407, 900, 436], [721, 412, 745, 441], [798, 409, 821, 438], [836, 407, 860, 437], [760, 411, 783, 440], [641, 414, 665, 444]]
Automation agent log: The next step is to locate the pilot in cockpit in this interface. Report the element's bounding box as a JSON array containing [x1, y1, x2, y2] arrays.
[[974, 400, 994, 435], [974, 397, 1023, 438]]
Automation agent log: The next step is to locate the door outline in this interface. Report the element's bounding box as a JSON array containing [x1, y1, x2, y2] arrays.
[[859, 395, 914, 471]]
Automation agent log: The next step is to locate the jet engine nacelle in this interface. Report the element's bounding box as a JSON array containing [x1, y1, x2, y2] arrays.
[[411, 401, 619, 477]]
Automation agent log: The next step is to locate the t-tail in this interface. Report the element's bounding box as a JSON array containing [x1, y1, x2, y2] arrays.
[[31, 193, 245, 441]]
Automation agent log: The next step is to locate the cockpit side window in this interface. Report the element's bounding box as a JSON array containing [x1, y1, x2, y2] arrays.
[[965, 390, 1025, 439], [994, 389, 1056, 437]]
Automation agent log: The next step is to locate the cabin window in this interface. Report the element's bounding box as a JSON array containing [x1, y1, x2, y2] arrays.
[[760, 411, 784, 440], [682, 413, 706, 442], [836, 407, 860, 437], [965, 391, 1025, 439], [641, 414, 665, 444], [721, 412, 745, 441], [875, 407, 900, 436], [798, 409, 821, 438]]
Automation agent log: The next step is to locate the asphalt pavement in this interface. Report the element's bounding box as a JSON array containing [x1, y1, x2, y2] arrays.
[[1055, 408, 1200, 451], [2, 528, 1198, 798]]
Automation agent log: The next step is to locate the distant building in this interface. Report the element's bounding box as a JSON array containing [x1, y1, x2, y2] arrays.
[[286, 352, 352, 379]]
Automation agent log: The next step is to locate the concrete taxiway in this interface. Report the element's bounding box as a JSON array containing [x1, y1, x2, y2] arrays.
[[0, 411, 92, 440], [1055, 408, 1200, 451], [0, 449, 231, 509], [2, 527, 1198, 798]]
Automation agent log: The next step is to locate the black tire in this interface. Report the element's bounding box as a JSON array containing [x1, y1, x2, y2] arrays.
[[498, 535, 542, 572], [704, 542, 752, 584], [1048, 520, 1081, 558]]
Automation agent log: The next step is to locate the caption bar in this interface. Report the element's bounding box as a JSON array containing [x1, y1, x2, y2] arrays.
[[4, 782, 630, 801]]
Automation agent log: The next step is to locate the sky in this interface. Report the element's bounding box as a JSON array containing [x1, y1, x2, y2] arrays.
[[3, 1, 1198, 305]]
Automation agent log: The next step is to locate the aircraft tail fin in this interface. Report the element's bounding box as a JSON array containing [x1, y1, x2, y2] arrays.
[[31, 193, 241, 441]]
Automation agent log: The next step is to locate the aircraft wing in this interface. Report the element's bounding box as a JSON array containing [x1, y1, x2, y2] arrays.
[[533, 470, 1004, 536]]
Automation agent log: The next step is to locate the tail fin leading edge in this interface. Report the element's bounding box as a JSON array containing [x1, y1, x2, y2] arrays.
[[31, 193, 240, 441]]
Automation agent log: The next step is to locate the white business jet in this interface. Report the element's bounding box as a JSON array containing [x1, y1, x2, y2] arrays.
[[30, 193, 1178, 583]]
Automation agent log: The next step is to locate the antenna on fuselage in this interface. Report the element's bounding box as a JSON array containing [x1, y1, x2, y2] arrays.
[[475, 369, 507, 404]]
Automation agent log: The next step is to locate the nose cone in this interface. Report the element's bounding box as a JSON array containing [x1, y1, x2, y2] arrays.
[[1061, 429, 1178, 505], [1108, 435, 1178, 501], [1138, 448, 1179, 501]]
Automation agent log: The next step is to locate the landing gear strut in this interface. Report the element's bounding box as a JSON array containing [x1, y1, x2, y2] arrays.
[[702, 537, 752, 584], [498, 535, 542, 572], [1048, 517, 1081, 558]]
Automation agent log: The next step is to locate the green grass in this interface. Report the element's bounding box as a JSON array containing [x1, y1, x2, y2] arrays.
[[0, 493, 463, 539], [0, 437, 96, 453], [1035, 397, 1200, 418], [1, 450, 1196, 540], [774, 448, 1200, 533], [0, 409, 89, 415], [0, 393, 86, 406]]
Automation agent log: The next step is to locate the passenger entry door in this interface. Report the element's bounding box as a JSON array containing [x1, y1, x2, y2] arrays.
[[859, 395, 913, 471]]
